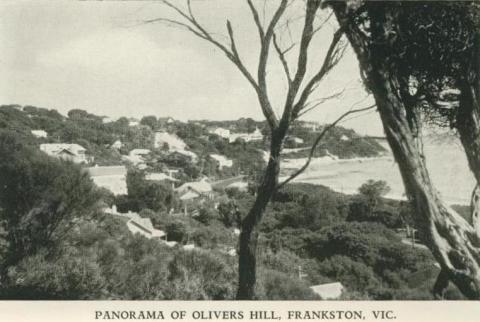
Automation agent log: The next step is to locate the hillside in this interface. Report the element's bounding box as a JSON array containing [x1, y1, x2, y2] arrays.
[[0, 105, 385, 182]]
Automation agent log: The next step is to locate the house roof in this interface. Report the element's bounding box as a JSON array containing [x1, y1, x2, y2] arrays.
[[176, 178, 212, 194], [309, 282, 344, 300], [40, 143, 86, 156], [87, 165, 126, 177], [129, 149, 151, 155], [146, 173, 179, 182], [179, 190, 200, 200]]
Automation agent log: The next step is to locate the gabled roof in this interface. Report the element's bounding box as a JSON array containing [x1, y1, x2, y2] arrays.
[[309, 282, 344, 300], [176, 178, 212, 194]]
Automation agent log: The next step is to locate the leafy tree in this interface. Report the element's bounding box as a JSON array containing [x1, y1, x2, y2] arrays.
[[140, 115, 158, 130], [326, 0, 480, 298], [358, 180, 391, 208]]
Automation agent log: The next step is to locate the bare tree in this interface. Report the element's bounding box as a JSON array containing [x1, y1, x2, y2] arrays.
[[326, 0, 480, 299], [147, 0, 378, 299]]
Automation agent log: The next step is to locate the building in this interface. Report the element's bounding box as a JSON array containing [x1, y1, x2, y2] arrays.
[[309, 282, 344, 300], [157, 117, 175, 128], [208, 127, 231, 139], [123, 149, 151, 166], [145, 172, 179, 188], [31, 130, 47, 138], [154, 131, 198, 161], [40, 143, 91, 164], [176, 178, 213, 196], [210, 154, 233, 169], [110, 140, 123, 150], [87, 165, 127, 195], [229, 127, 263, 143], [102, 116, 118, 124], [106, 207, 166, 240], [128, 118, 140, 127]]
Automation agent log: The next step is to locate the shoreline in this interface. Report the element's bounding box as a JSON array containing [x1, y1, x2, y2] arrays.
[[279, 155, 470, 206]]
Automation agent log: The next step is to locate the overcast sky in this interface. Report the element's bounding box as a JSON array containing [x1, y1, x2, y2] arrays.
[[0, 0, 384, 136]]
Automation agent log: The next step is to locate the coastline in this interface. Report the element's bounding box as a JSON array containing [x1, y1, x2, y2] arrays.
[[279, 155, 471, 206]]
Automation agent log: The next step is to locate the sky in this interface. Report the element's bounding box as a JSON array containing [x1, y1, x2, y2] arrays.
[[0, 0, 384, 136]]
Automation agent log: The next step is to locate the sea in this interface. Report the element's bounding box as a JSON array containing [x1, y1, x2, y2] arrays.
[[284, 138, 475, 205]]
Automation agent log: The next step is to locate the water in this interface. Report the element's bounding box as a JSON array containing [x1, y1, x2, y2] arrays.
[[288, 141, 476, 205]]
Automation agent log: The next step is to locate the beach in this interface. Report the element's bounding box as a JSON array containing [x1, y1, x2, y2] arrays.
[[281, 140, 475, 205]]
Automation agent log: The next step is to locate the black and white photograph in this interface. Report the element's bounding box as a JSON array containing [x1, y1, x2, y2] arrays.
[[1, 0, 480, 306]]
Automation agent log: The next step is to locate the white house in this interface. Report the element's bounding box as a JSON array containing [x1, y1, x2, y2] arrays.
[[110, 140, 123, 150], [340, 135, 350, 141], [145, 172, 179, 182], [123, 149, 151, 166], [126, 217, 166, 240], [176, 178, 213, 195], [106, 207, 166, 240], [102, 116, 118, 124], [309, 282, 344, 300], [87, 165, 127, 195], [229, 127, 263, 143], [210, 154, 233, 169], [154, 131, 198, 161], [31, 130, 47, 138], [40, 143, 90, 164], [209, 127, 231, 139]]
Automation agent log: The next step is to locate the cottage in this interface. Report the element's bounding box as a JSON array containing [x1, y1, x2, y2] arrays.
[[229, 127, 263, 143], [110, 140, 123, 150], [40, 143, 91, 164], [87, 166, 127, 195], [157, 117, 175, 128], [106, 207, 166, 240], [31, 130, 47, 138], [176, 178, 213, 196], [209, 127, 231, 139], [154, 131, 197, 160], [210, 154, 233, 169], [145, 172, 179, 182], [123, 149, 151, 166], [309, 282, 344, 300]]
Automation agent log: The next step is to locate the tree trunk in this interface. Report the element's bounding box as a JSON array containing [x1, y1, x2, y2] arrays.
[[331, 3, 480, 299], [236, 133, 283, 300]]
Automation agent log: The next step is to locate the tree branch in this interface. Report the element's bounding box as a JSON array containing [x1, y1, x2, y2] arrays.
[[292, 28, 345, 117], [272, 32, 292, 87], [247, 0, 265, 40], [297, 87, 347, 118], [277, 103, 376, 189]]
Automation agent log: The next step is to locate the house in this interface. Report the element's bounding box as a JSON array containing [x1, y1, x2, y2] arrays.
[[154, 131, 198, 161], [210, 154, 233, 169], [229, 127, 263, 143], [157, 117, 175, 128], [145, 172, 179, 182], [123, 149, 151, 166], [40, 143, 91, 164], [126, 216, 166, 240], [87, 165, 127, 195], [110, 140, 123, 150], [340, 135, 350, 141], [31, 130, 47, 138], [309, 282, 344, 300], [154, 131, 187, 150], [226, 181, 248, 192], [176, 178, 214, 215], [128, 118, 140, 127], [176, 178, 213, 196], [300, 121, 319, 132], [106, 206, 166, 240], [102, 116, 118, 124], [145, 172, 179, 189], [209, 127, 231, 139]]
